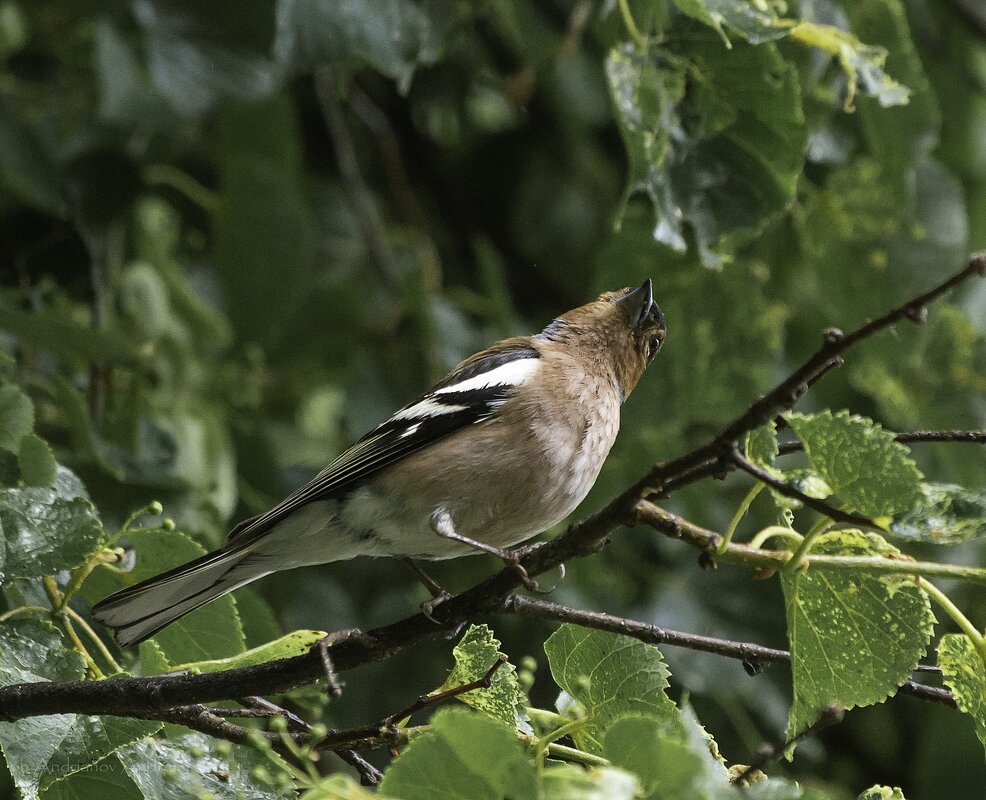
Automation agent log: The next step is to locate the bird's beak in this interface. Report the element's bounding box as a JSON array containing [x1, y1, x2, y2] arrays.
[[618, 278, 665, 335]]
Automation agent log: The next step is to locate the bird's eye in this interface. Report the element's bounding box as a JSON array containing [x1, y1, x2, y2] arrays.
[[649, 336, 662, 355]]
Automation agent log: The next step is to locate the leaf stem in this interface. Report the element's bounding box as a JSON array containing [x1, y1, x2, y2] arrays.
[[62, 552, 113, 607], [919, 579, 986, 665], [0, 605, 50, 623], [107, 500, 164, 548], [618, 0, 648, 51], [534, 717, 586, 763], [748, 526, 802, 550], [782, 518, 833, 573], [43, 576, 106, 678], [143, 166, 219, 213], [63, 615, 106, 679], [719, 482, 765, 553], [638, 502, 986, 584], [526, 707, 568, 728], [544, 741, 611, 767], [65, 606, 123, 674]]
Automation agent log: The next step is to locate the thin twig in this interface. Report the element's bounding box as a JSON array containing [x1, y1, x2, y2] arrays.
[[734, 705, 844, 786], [636, 500, 986, 585], [730, 446, 878, 529], [314, 68, 399, 290], [777, 429, 986, 457], [320, 655, 508, 750], [335, 748, 383, 786], [240, 696, 311, 731], [506, 596, 789, 669], [504, 596, 954, 706], [634, 254, 986, 503]]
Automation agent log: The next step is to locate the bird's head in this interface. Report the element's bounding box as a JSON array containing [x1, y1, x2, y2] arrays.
[[540, 279, 667, 401]]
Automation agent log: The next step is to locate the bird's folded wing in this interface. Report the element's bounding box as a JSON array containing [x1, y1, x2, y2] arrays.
[[225, 342, 541, 545]]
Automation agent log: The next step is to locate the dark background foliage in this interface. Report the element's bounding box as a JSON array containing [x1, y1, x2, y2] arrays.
[[1, 0, 985, 797]]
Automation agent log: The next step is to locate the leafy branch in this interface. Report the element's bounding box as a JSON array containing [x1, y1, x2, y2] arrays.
[[0, 252, 982, 736]]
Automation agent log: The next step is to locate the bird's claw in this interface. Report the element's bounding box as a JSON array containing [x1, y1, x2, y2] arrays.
[[502, 554, 540, 592], [420, 591, 452, 624], [531, 561, 566, 595]]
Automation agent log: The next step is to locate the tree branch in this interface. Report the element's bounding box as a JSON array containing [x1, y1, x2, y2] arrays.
[[730, 445, 878, 529], [777, 429, 986, 457], [0, 254, 981, 729], [636, 501, 986, 584], [504, 596, 955, 708]]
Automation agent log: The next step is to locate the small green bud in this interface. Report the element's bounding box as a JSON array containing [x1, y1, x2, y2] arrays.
[[148, 500, 164, 516], [214, 741, 232, 758], [162, 766, 179, 783], [245, 730, 268, 749], [162, 518, 176, 531], [308, 722, 328, 742], [269, 715, 288, 733], [250, 766, 273, 785]]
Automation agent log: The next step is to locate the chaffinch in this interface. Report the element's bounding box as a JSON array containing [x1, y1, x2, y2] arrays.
[[93, 280, 667, 645]]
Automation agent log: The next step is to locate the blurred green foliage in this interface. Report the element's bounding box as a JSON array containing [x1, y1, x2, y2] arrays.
[[1, 0, 986, 798]]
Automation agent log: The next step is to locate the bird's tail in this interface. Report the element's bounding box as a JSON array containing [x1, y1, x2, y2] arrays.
[[91, 544, 266, 647]]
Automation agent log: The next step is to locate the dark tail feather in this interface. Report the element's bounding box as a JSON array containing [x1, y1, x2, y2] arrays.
[[91, 545, 264, 647]]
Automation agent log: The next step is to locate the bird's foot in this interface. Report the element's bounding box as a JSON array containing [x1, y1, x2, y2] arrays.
[[420, 590, 453, 624], [430, 508, 540, 592]]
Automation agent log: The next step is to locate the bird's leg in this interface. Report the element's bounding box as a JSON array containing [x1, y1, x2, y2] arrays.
[[401, 557, 452, 623], [430, 508, 539, 592]]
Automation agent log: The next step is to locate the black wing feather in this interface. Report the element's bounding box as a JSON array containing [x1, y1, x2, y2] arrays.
[[225, 346, 538, 545]]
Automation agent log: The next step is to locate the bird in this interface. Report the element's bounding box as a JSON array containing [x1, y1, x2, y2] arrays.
[[92, 280, 667, 646]]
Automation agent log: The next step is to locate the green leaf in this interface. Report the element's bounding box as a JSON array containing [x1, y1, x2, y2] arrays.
[[0, 466, 104, 582], [0, 101, 64, 214], [0, 306, 146, 366], [785, 411, 923, 517], [670, 0, 787, 45], [136, 639, 172, 677], [540, 763, 641, 800], [378, 707, 538, 800], [858, 788, 907, 800], [603, 715, 704, 800], [40, 755, 143, 800], [671, 1, 910, 110], [544, 624, 678, 754], [310, 774, 400, 799], [18, 434, 56, 488], [235, 588, 284, 648], [0, 384, 33, 453], [606, 27, 807, 266], [214, 96, 314, 346], [172, 629, 326, 674], [781, 529, 935, 746], [842, 0, 940, 178], [890, 483, 986, 545], [117, 732, 295, 800], [938, 633, 986, 753], [274, 0, 445, 93], [0, 618, 160, 800], [781, 469, 834, 504], [745, 422, 778, 469], [789, 22, 909, 109], [601, 710, 802, 799], [136, 0, 280, 116], [437, 624, 523, 726], [85, 528, 245, 662]]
